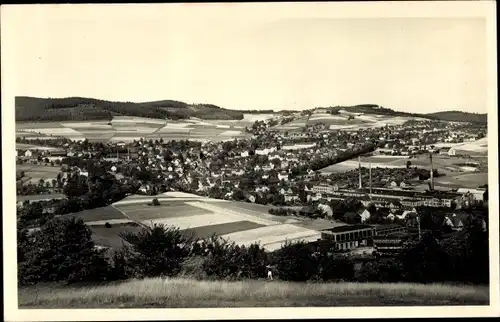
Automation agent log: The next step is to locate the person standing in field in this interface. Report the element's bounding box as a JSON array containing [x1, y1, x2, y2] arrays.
[[266, 265, 273, 281]]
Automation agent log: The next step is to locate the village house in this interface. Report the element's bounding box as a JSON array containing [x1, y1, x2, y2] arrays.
[[457, 188, 486, 203], [277, 172, 289, 182], [358, 208, 372, 223], [448, 147, 458, 156], [444, 211, 470, 231]]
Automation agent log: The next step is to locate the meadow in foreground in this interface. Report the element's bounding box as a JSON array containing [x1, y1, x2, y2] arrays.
[[19, 278, 489, 308]]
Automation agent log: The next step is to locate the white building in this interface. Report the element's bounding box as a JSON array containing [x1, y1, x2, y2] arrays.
[[312, 184, 338, 195], [457, 188, 486, 202]]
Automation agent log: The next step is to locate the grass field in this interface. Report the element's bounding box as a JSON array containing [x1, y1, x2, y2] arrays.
[[89, 223, 143, 250], [16, 164, 61, 184], [115, 203, 211, 221], [16, 143, 58, 150], [65, 206, 128, 222], [180, 220, 265, 239], [107, 196, 318, 251], [321, 154, 486, 175], [16, 116, 251, 143], [433, 172, 489, 188], [18, 278, 489, 308]]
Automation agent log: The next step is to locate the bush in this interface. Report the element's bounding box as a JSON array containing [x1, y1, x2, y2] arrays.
[[18, 217, 111, 285], [199, 235, 268, 280], [270, 240, 320, 281], [117, 223, 197, 278], [104, 222, 112, 228], [152, 198, 160, 206]]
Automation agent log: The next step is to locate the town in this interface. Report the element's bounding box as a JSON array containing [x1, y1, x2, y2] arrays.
[[16, 111, 488, 264]]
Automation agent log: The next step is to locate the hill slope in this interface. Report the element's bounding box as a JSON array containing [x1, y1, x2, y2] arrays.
[[15, 96, 244, 122], [427, 111, 487, 123], [315, 105, 487, 124], [19, 277, 489, 308]]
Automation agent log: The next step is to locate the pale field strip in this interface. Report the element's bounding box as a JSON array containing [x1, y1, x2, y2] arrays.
[[220, 224, 318, 246], [85, 219, 135, 226], [282, 143, 316, 150], [216, 125, 231, 129], [230, 231, 321, 248], [190, 120, 214, 126], [434, 137, 488, 153], [329, 124, 357, 130], [309, 114, 347, 121], [186, 201, 278, 226], [108, 137, 143, 142], [16, 143, 57, 151], [262, 234, 322, 251], [145, 213, 242, 230], [242, 114, 277, 122], [22, 127, 84, 135], [112, 116, 167, 124], [112, 127, 159, 133], [60, 122, 113, 129], [218, 130, 242, 136]]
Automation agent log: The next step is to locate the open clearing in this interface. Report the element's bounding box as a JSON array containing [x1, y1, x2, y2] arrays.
[[180, 221, 265, 239], [89, 223, 143, 250], [16, 116, 251, 143], [16, 143, 58, 151], [19, 278, 489, 308], [433, 172, 488, 188], [321, 154, 485, 175], [64, 206, 128, 222], [108, 196, 316, 251], [220, 224, 320, 248], [16, 164, 61, 184]]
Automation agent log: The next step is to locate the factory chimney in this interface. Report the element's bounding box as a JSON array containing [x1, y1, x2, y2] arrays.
[[429, 152, 434, 191], [358, 156, 362, 189], [369, 160, 372, 197]]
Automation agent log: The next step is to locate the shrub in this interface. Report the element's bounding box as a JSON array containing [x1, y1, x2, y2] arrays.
[[104, 222, 112, 228], [152, 198, 160, 206], [270, 240, 320, 281], [118, 223, 197, 278], [18, 217, 111, 285]]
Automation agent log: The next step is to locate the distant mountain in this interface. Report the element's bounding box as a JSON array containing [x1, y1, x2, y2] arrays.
[[15, 96, 244, 122], [426, 111, 487, 124], [309, 105, 487, 124]]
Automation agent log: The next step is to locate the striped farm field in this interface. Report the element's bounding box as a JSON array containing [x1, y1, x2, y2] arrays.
[[65, 206, 127, 223], [141, 213, 246, 230], [53, 194, 327, 252], [180, 221, 265, 239], [220, 224, 320, 247], [115, 203, 210, 221], [89, 223, 143, 250]]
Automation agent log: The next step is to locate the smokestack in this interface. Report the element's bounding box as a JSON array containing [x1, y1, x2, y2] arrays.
[[429, 152, 434, 191], [358, 156, 362, 189], [369, 160, 372, 196]]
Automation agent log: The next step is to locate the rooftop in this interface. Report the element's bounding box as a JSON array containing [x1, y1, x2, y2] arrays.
[[323, 224, 373, 233]]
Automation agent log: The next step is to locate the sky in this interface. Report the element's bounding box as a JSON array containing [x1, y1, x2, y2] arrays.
[[3, 3, 491, 113]]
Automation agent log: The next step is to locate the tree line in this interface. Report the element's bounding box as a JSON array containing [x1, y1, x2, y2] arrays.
[[15, 96, 244, 122], [18, 211, 489, 286]]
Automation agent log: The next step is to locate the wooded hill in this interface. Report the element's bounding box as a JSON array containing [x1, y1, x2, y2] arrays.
[[15, 96, 244, 122], [426, 111, 487, 124], [321, 105, 487, 124], [15, 97, 487, 124]]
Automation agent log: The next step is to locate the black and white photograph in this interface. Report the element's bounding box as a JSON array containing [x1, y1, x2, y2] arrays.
[[2, 1, 498, 320]]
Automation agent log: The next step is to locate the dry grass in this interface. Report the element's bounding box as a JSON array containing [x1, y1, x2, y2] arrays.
[[19, 278, 489, 308]]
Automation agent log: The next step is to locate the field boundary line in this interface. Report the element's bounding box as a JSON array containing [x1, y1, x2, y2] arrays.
[[110, 204, 150, 229]]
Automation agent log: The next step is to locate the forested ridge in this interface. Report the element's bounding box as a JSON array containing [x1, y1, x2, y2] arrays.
[[15, 96, 486, 124], [15, 96, 244, 122]]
